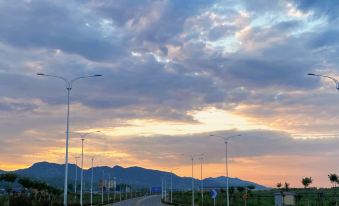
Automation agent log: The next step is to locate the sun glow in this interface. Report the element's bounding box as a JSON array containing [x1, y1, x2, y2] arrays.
[[96, 107, 270, 137]]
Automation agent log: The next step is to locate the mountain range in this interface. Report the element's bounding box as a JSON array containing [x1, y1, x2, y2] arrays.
[[0, 162, 268, 191]]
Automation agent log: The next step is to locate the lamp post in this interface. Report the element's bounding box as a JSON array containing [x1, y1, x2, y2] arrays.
[[119, 179, 122, 202], [90, 157, 94, 206], [107, 175, 110, 203], [36, 73, 102, 206], [114, 177, 116, 202], [161, 177, 164, 200], [71, 131, 100, 206], [188, 153, 204, 206], [170, 168, 179, 203], [165, 175, 167, 202], [74, 156, 80, 202], [199, 157, 204, 206], [102, 171, 104, 205], [210, 134, 241, 206]]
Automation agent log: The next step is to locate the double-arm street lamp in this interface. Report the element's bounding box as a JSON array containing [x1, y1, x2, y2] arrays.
[[210, 134, 241, 206], [308, 73, 339, 90], [36, 73, 102, 206]]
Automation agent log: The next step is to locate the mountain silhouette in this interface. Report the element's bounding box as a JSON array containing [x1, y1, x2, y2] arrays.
[[2, 162, 267, 190]]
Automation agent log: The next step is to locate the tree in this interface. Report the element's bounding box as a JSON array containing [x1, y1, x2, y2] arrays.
[[229, 186, 235, 194], [0, 173, 18, 194], [0, 173, 18, 183], [301, 177, 313, 188], [328, 173, 338, 187], [276, 182, 282, 189], [302, 177, 313, 206], [18, 177, 34, 189], [237, 186, 245, 193], [284, 182, 290, 191], [247, 185, 255, 190]]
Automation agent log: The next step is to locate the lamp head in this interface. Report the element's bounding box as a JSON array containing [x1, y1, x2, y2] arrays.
[[37, 73, 45, 76], [307, 73, 315, 76]]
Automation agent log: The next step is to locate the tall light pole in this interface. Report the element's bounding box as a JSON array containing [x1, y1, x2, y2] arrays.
[[210, 134, 241, 206], [36, 73, 102, 206], [74, 156, 80, 202], [161, 177, 164, 200], [164, 175, 167, 202], [102, 171, 104, 204], [80, 138, 84, 206], [90, 157, 94, 206], [119, 179, 122, 202], [72, 131, 100, 206], [199, 157, 204, 206], [170, 168, 179, 203], [114, 177, 116, 202], [189, 153, 204, 206], [107, 175, 110, 202]]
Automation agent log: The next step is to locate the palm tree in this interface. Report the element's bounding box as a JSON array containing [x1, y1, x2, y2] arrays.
[[276, 182, 282, 189], [302, 177, 313, 188], [328, 173, 338, 187]]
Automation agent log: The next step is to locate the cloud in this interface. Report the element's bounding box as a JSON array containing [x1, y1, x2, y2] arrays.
[[294, 0, 339, 21], [105, 130, 339, 166], [1, 0, 339, 187], [0, 0, 126, 61]]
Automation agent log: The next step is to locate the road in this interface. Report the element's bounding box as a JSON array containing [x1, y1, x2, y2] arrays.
[[106, 195, 168, 206]]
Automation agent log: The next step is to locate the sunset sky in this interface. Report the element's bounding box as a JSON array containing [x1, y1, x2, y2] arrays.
[[1, 0, 339, 188]]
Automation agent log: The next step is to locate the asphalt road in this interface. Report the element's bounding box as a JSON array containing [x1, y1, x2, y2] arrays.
[[107, 195, 168, 206]]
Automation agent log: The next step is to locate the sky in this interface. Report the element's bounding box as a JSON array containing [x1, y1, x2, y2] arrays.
[[1, 0, 339, 188]]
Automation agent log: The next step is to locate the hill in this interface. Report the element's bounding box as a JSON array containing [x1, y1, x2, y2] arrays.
[[2, 162, 267, 191]]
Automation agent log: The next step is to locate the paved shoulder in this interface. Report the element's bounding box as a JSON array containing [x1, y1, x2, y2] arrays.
[[109, 195, 168, 206], [136, 195, 168, 206]]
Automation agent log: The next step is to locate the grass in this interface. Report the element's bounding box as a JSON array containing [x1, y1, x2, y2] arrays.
[[169, 188, 339, 206], [0, 190, 150, 206]]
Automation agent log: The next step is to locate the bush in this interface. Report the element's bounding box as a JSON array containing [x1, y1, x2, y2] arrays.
[[9, 196, 32, 206]]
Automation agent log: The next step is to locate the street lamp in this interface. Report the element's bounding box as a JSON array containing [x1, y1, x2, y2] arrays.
[[114, 177, 116, 202], [36, 73, 102, 206], [210, 134, 241, 206], [161, 176, 164, 200], [199, 157, 204, 206], [188, 153, 204, 206], [170, 168, 180, 204], [308, 73, 339, 90], [74, 156, 80, 201], [90, 157, 94, 206], [71, 131, 100, 206], [102, 171, 104, 204]]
